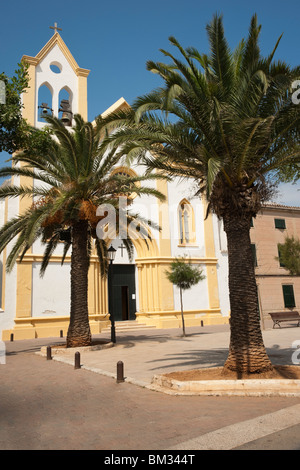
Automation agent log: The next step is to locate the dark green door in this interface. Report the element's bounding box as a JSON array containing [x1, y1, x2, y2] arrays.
[[110, 264, 136, 321]]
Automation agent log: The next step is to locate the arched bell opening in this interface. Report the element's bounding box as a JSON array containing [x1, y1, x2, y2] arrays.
[[37, 82, 53, 123], [58, 86, 73, 126]]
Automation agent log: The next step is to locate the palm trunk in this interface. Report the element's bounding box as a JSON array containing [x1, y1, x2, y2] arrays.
[[222, 214, 273, 374], [67, 220, 92, 347]]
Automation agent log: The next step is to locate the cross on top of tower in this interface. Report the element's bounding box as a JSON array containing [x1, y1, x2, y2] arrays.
[[49, 22, 62, 35]]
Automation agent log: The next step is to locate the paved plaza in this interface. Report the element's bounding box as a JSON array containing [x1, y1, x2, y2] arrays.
[[1, 321, 300, 450]]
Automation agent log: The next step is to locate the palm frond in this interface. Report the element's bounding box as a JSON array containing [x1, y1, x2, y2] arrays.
[[205, 13, 234, 97]]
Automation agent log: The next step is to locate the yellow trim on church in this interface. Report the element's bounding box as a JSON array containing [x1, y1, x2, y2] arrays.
[[22, 32, 90, 78]]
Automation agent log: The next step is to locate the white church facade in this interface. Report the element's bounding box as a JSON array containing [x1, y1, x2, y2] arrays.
[[0, 30, 230, 341]]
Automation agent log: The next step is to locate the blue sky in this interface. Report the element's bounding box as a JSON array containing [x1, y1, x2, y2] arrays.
[[1, 0, 299, 205]]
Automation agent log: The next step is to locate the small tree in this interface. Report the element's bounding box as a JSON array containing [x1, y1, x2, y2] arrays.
[[278, 236, 300, 276], [165, 258, 205, 336], [0, 62, 30, 154]]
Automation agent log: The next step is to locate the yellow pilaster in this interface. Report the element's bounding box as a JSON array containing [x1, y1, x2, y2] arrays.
[[156, 176, 172, 256], [77, 69, 89, 120], [203, 199, 220, 309], [1, 197, 8, 309], [155, 176, 174, 311], [16, 264, 33, 317], [88, 256, 108, 315], [88, 262, 96, 315], [15, 58, 36, 320], [21, 59, 38, 124]]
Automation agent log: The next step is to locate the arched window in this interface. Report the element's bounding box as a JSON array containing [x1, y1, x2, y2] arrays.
[[178, 199, 196, 245], [111, 167, 138, 178], [37, 83, 53, 123], [110, 167, 139, 199]]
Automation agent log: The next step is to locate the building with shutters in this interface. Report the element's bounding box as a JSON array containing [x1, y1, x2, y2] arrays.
[[250, 204, 300, 322]]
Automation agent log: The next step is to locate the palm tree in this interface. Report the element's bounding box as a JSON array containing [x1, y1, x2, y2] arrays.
[[101, 14, 300, 373], [0, 114, 164, 347]]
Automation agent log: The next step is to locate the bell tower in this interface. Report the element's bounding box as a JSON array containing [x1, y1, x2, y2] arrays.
[[1, 27, 90, 333], [21, 23, 90, 127]]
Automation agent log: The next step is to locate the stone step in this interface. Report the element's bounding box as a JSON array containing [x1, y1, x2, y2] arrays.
[[102, 321, 155, 332]]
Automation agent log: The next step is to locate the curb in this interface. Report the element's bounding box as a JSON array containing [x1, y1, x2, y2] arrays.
[[151, 373, 300, 397], [39, 341, 114, 356]]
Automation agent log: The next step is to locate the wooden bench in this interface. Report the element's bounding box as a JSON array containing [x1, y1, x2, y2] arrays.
[[268, 311, 300, 329]]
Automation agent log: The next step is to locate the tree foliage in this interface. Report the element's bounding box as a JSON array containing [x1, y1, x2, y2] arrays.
[[101, 14, 300, 209], [278, 236, 300, 275], [0, 62, 30, 154], [165, 258, 205, 290], [100, 13, 300, 372], [0, 114, 165, 346], [165, 257, 205, 336], [0, 114, 164, 275]]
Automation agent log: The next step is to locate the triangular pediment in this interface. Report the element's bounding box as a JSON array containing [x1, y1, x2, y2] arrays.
[[22, 32, 90, 77], [101, 97, 130, 117], [91, 97, 130, 127]]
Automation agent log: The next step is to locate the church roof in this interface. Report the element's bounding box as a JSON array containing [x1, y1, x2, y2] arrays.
[[21, 32, 90, 77], [262, 202, 300, 211], [100, 97, 130, 117]]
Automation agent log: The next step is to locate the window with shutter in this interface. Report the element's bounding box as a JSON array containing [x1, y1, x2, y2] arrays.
[[274, 218, 286, 229], [282, 285, 296, 308]]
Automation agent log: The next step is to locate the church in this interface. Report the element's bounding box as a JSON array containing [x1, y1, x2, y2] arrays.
[[0, 28, 231, 340]]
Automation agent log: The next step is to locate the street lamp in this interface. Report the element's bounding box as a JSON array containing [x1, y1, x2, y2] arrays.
[[107, 245, 117, 343], [107, 245, 117, 262]]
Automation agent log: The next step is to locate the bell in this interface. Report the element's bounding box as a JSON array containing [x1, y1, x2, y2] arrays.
[[39, 102, 52, 118], [59, 99, 72, 126], [61, 112, 71, 125]]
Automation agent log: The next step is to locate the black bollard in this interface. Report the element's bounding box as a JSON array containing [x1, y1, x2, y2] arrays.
[[10, 333, 14, 342], [74, 352, 81, 369], [60, 330, 63, 338], [46, 346, 52, 360], [117, 361, 124, 383], [201, 320, 204, 327]]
